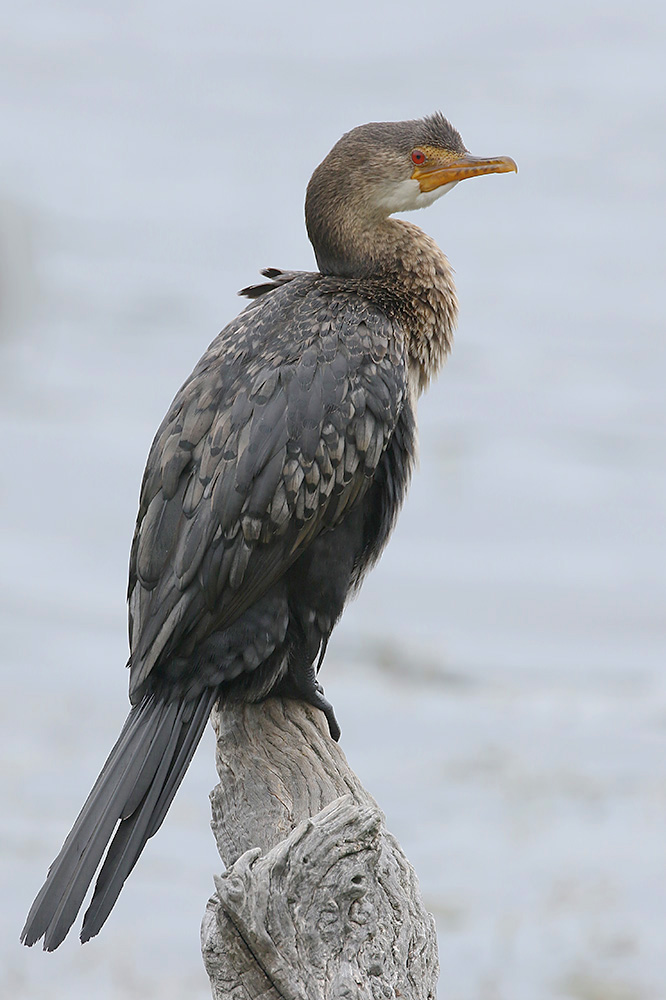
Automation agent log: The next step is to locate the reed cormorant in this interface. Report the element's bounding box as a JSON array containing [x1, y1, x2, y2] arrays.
[[22, 113, 516, 950]]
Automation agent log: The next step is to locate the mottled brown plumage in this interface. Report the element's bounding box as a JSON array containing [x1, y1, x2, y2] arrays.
[[22, 113, 516, 951]]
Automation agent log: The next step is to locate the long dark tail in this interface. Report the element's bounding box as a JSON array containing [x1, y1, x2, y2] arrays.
[[21, 689, 217, 951]]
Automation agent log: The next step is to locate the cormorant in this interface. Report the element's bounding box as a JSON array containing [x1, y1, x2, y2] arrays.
[[22, 113, 516, 950]]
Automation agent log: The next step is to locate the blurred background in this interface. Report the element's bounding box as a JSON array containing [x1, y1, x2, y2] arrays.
[[1, 1, 665, 997]]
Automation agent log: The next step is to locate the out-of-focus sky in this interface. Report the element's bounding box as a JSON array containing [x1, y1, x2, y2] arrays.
[[1, 2, 665, 998]]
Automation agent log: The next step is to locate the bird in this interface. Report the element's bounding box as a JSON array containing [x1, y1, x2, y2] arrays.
[[22, 113, 516, 951]]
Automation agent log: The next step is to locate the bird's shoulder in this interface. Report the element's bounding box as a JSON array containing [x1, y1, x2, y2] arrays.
[[138, 270, 406, 515]]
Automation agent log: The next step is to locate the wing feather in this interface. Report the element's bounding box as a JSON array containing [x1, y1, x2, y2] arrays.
[[127, 276, 407, 698]]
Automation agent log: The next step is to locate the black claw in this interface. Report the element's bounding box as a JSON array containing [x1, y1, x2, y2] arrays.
[[323, 703, 341, 742], [310, 680, 341, 741], [328, 715, 341, 742]]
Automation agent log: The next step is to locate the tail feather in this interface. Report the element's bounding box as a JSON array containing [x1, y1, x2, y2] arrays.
[[29, 700, 153, 910], [21, 700, 161, 949], [119, 700, 180, 820], [21, 691, 214, 951], [42, 704, 176, 951], [146, 692, 217, 838], [80, 690, 216, 943]]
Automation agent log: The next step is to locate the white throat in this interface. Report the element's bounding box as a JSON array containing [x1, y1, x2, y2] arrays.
[[375, 177, 459, 215]]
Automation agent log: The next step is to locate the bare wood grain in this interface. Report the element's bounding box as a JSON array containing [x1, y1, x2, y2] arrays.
[[201, 699, 439, 1000]]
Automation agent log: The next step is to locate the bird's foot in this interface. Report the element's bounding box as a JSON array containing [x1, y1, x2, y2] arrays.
[[304, 680, 341, 742], [274, 662, 341, 741]]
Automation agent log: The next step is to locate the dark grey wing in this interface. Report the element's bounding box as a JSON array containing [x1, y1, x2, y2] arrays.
[[127, 280, 407, 699]]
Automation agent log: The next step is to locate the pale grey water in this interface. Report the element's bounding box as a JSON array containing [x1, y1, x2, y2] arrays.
[[1, 2, 665, 998]]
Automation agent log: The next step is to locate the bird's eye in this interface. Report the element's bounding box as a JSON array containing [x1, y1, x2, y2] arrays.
[[411, 149, 426, 165]]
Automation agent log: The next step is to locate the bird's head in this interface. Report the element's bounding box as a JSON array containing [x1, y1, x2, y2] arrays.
[[307, 112, 516, 216], [305, 113, 516, 275]]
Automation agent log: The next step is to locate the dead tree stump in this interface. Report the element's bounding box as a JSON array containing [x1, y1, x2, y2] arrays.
[[201, 698, 439, 999]]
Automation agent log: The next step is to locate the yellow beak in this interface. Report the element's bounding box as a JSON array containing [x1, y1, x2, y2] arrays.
[[412, 153, 518, 192]]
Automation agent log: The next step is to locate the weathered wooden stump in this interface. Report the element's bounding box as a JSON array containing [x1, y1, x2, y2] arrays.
[[201, 698, 439, 999]]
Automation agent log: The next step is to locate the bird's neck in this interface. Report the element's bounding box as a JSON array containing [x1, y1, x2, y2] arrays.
[[310, 214, 457, 392]]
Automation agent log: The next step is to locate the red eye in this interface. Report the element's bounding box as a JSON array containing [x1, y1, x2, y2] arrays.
[[411, 149, 426, 165]]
